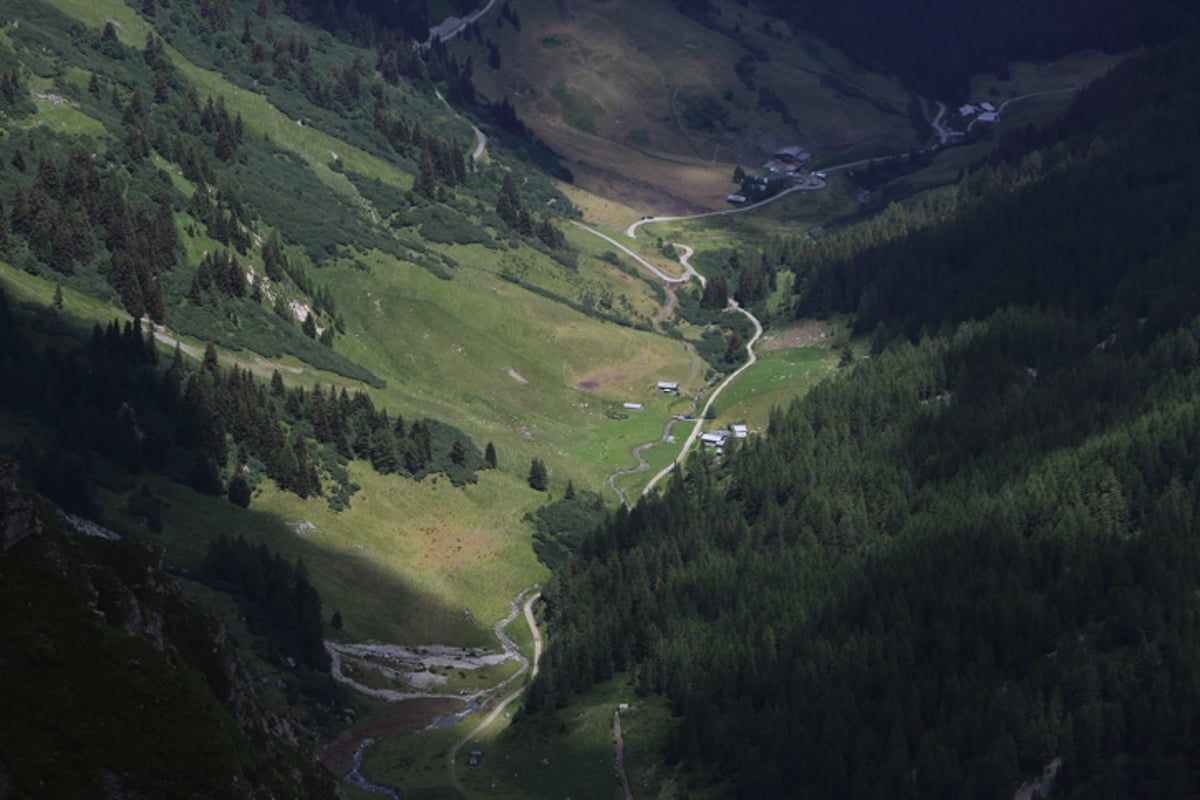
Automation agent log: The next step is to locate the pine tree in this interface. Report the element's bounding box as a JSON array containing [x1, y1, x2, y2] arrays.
[[484, 441, 496, 468], [228, 471, 252, 507], [414, 146, 438, 200], [53, 283, 64, 312], [528, 457, 548, 491], [497, 172, 521, 227], [202, 341, 220, 373], [537, 217, 559, 248]]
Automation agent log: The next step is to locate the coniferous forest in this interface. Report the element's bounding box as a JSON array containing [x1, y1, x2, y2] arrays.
[[529, 33, 1200, 799]]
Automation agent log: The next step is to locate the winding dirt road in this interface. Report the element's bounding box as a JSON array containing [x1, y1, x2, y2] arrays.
[[624, 176, 824, 239], [435, 89, 489, 163], [574, 222, 763, 501], [447, 591, 543, 799]]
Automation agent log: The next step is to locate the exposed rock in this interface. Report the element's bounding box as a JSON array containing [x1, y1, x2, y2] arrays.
[[0, 459, 42, 552]]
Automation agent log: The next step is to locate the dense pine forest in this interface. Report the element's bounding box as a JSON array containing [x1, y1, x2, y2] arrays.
[[529, 33, 1200, 798], [749, 0, 1199, 100]]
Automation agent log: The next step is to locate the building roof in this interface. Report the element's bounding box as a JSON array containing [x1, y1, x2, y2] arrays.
[[657, 380, 679, 390], [977, 111, 999, 123], [980, 101, 997, 112], [958, 104, 978, 116], [731, 424, 748, 438], [775, 146, 810, 159]]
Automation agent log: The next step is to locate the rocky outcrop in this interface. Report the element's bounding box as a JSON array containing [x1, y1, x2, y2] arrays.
[[0, 460, 337, 799], [0, 459, 42, 553]]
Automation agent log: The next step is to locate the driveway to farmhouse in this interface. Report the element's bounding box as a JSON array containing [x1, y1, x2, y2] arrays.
[[573, 227, 763, 501]]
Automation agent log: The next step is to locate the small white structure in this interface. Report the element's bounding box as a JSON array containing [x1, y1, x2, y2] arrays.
[[726, 194, 747, 205], [977, 111, 999, 123], [980, 101, 997, 112], [623, 402, 643, 411], [657, 381, 679, 392], [815, 171, 828, 180], [731, 424, 748, 439], [701, 431, 729, 448], [958, 104, 979, 117]]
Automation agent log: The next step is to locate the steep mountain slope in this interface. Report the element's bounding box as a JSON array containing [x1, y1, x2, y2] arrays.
[[530, 33, 1200, 799], [456, 0, 926, 212], [0, 458, 338, 798], [0, 0, 703, 640]]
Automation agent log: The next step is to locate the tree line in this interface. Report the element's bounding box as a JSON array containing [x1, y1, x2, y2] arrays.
[[0, 292, 492, 521]]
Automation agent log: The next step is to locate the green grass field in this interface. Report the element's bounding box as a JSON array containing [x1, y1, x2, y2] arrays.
[[710, 344, 838, 431]]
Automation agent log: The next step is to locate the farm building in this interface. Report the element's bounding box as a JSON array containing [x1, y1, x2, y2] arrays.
[[765, 145, 812, 175], [731, 424, 748, 439], [623, 402, 643, 411], [977, 111, 999, 123], [774, 146, 811, 163], [701, 431, 729, 448], [980, 101, 997, 112], [657, 381, 679, 392], [726, 194, 747, 205], [959, 104, 979, 117]]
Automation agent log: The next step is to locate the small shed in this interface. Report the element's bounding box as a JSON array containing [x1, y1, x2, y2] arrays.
[[623, 402, 643, 411], [980, 101, 997, 112], [731, 424, 748, 439], [726, 194, 747, 205], [977, 111, 999, 123], [468, 750, 483, 769], [657, 381, 679, 392], [958, 104, 978, 117]]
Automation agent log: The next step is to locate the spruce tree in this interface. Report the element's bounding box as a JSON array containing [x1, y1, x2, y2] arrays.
[[528, 457, 548, 491], [414, 146, 438, 200], [228, 472, 252, 507]]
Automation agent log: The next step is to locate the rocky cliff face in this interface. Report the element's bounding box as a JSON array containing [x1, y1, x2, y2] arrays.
[[0, 458, 337, 799]]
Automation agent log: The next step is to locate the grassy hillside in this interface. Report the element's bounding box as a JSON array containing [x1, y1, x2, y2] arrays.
[[0, 0, 709, 646], [460, 0, 925, 213]]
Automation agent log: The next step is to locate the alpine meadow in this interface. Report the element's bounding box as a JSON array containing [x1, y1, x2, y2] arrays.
[[2, 0, 1200, 798]]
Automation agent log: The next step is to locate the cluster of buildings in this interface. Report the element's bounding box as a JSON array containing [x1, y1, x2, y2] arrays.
[[623, 381, 751, 454], [729, 146, 815, 205], [959, 101, 999, 124], [700, 425, 748, 454], [765, 145, 812, 175]]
